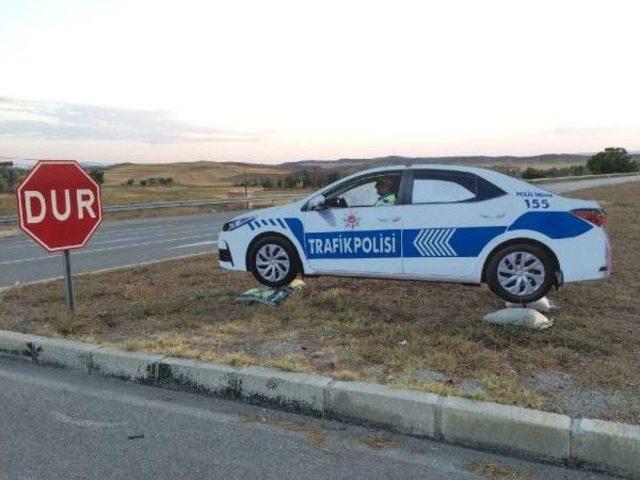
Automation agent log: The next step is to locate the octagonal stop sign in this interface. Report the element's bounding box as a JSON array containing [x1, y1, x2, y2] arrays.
[[17, 160, 102, 251]]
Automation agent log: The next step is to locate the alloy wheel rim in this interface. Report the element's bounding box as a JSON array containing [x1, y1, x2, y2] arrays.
[[256, 244, 290, 282], [497, 251, 545, 297]]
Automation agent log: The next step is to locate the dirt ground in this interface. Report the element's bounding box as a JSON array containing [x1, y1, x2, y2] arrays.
[[1, 182, 638, 423]]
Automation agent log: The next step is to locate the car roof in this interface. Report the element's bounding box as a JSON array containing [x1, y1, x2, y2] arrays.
[[338, 163, 504, 177], [307, 164, 529, 199]]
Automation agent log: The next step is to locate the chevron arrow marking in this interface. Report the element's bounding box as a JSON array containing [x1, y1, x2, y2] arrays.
[[412, 228, 457, 257]]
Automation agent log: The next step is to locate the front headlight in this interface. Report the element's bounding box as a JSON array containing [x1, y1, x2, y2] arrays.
[[222, 216, 256, 232]]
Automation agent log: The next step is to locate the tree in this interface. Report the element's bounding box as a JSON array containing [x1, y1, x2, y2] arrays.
[[587, 147, 639, 174], [89, 169, 105, 185], [301, 169, 312, 187], [521, 167, 545, 180], [0, 167, 21, 193], [283, 176, 298, 188]]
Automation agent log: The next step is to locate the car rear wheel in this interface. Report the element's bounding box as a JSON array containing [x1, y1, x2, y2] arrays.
[[486, 243, 555, 304], [249, 236, 300, 288]]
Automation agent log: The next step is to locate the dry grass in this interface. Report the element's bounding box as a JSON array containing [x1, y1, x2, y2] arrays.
[[0, 193, 15, 216], [0, 159, 306, 217], [102, 161, 287, 187], [1, 182, 638, 422], [1, 185, 309, 218]]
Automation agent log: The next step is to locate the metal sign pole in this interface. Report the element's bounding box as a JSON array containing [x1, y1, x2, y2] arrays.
[[62, 249, 75, 311]]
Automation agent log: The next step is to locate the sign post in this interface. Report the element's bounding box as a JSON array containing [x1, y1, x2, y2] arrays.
[[16, 160, 102, 311], [62, 250, 75, 311]]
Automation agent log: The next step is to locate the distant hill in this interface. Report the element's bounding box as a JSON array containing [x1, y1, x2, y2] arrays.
[[102, 153, 594, 188], [280, 154, 590, 172], [103, 160, 288, 187]]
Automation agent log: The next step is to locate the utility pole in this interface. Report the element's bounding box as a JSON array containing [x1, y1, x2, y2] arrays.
[[243, 171, 248, 197]]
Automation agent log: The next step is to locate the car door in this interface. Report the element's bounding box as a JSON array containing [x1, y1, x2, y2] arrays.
[[401, 169, 513, 279], [300, 171, 405, 275]]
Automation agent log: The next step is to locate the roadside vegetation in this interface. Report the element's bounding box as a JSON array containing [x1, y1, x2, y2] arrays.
[[520, 147, 639, 180], [1, 148, 638, 219], [1, 181, 639, 423]]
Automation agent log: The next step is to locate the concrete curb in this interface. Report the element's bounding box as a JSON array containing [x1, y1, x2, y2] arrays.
[[440, 396, 571, 462], [1, 330, 638, 478]]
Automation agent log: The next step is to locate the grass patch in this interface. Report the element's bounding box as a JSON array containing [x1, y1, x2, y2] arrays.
[[1, 182, 639, 422]]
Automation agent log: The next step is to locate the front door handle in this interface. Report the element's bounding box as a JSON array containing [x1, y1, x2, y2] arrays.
[[378, 216, 401, 223], [480, 213, 506, 219]]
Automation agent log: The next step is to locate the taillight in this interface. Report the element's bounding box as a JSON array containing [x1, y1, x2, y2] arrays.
[[571, 208, 606, 227]]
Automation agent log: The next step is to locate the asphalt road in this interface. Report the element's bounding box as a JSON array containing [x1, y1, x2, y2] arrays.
[[0, 175, 638, 288], [0, 357, 614, 480]]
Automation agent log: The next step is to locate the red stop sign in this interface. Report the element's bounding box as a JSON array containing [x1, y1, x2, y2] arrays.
[[17, 160, 103, 252]]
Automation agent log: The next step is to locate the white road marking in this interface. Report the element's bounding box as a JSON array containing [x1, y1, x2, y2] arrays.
[[50, 411, 124, 429], [0, 222, 219, 252], [169, 240, 218, 250], [0, 367, 242, 426]]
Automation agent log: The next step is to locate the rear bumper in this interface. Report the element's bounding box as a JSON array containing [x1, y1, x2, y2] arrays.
[[556, 227, 611, 282]]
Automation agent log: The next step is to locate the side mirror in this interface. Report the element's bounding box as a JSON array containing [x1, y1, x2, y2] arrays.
[[307, 195, 327, 211]]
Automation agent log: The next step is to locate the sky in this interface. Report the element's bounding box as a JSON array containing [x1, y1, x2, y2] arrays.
[[0, 0, 638, 165]]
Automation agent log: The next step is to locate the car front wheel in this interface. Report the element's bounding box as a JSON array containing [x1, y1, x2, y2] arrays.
[[248, 236, 299, 288], [486, 243, 555, 304]]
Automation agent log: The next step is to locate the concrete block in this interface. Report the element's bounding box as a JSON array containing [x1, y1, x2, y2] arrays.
[[572, 418, 640, 479], [92, 348, 165, 383], [326, 381, 439, 437], [157, 357, 238, 396], [237, 366, 333, 414], [0, 330, 38, 360], [440, 396, 571, 462], [32, 337, 100, 371]]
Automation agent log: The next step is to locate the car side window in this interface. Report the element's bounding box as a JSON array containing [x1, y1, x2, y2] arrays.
[[409, 170, 506, 204], [412, 178, 476, 203], [325, 173, 402, 208]]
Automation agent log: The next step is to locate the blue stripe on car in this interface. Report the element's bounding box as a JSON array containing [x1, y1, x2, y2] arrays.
[[508, 211, 592, 239], [281, 211, 592, 260]]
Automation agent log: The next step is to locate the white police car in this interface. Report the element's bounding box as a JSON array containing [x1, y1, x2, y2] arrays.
[[218, 165, 611, 303]]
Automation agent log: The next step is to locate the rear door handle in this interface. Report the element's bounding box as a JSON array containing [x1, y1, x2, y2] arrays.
[[378, 216, 401, 222], [480, 213, 506, 219]]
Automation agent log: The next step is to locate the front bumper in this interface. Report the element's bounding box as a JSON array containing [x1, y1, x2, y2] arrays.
[[218, 246, 233, 265], [217, 233, 250, 271]]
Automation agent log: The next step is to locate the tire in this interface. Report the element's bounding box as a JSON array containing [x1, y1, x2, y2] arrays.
[[248, 235, 300, 288], [485, 243, 556, 304]]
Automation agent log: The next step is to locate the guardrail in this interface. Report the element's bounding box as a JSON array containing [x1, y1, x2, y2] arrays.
[[1, 172, 639, 226], [528, 172, 640, 183], [0, 193, 309, 225]]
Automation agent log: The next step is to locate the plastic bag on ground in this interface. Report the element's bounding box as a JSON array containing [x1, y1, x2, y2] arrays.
[[505, 296, 556, 313], [483, 308, 554, 330], [235, 280, 306, 306]]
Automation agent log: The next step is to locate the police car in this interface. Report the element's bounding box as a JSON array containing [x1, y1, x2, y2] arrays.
[[218, 165, 611, 303]]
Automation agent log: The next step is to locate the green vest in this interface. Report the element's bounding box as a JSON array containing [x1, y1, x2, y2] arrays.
[[375, 193, 397, 206]]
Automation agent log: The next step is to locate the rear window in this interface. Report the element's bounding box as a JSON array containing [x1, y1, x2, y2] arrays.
[[412, 178, 475, 203], [410, 170, 505, 204]]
